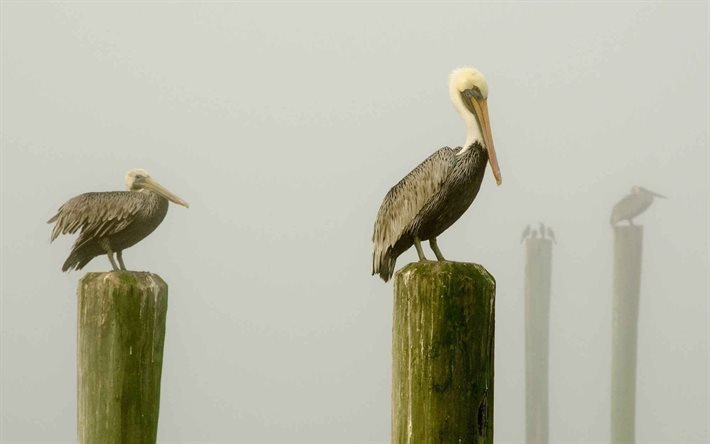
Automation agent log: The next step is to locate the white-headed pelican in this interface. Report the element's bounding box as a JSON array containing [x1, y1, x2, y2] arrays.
[[372, 67, 502, 282], [48, 168, 189, 271]]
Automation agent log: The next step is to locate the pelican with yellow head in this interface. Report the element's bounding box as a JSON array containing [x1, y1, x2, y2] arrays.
[[372, 67, 502, 282]]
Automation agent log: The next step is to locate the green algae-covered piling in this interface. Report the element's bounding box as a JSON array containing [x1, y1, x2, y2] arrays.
[[77, 272, 168, 444], [611, 226, 643, 443], [524, 238, 553, 444], [392, 261, 496, 444]]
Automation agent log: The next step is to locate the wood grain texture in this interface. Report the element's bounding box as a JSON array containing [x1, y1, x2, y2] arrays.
[[524, 238, 553, 444], [77, 272, 168, 444], [611, 226, 643, 443], [392, 261, 496, 444]]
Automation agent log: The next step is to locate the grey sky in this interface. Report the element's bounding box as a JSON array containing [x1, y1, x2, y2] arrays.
[[1, 2, 707, 443]]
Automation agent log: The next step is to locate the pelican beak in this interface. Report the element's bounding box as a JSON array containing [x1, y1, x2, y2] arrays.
[[643, 187, 666, 199], [468, 97, 502, 185], [142, 177, 190, 208]]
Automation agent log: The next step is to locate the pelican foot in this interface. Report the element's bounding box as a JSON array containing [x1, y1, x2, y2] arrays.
[[106, 253, 120, 271], [116, 251, 127, 271], [414, 236, 428, 261], [429, 238, 446, 261]]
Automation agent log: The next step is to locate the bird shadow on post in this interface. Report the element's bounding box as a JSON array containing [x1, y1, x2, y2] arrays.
[[392, 261, 496, 444], [77, 271, 168, 444], [523, 237, 553, 444], [611, 226, 643, 444]]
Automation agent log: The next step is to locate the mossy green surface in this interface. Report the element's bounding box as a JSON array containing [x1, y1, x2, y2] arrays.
[[392, 261, 496, 444], [77, 271, 168, 444]]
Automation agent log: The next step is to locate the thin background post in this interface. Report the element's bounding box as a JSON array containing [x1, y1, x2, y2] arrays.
[[524, 237, 553, 443], [611, 225, 643, 443]]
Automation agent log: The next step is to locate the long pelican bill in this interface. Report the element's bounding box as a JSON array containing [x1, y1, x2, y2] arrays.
[[142, 177, 189, 208], [467, 96, 502, 185], [646, 188, 666, 198]]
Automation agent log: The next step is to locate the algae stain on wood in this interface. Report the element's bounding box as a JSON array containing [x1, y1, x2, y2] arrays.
[[392, 261, 496, 444], [77, 271, 168, 444]]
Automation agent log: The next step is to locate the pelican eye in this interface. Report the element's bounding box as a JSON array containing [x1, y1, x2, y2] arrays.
[[462, 88, 482, 100]]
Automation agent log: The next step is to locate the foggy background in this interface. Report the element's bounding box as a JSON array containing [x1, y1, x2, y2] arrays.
[[1, 2, 707, 443]]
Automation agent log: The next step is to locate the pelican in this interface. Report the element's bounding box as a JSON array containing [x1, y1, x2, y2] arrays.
[[610, 186, 665, 226], [48, 168, 189, 271], [372, 67, 502, 282]]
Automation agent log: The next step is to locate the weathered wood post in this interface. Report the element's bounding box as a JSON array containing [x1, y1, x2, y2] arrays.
[[524, 237, 553, 444], [392, 261, 496, 443], [611, 226, 643, 443], [77, 272, 168, 444]]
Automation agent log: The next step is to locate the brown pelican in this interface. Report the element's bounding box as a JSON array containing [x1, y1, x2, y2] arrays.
[[48, 168, 189, 271], [610, 186, 665, 226], [372, 67, 502, 282]]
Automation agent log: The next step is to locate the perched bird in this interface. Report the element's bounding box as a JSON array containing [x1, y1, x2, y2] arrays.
[[546, 227, 556, 243], [372, 67, 502, 282], [531, 229, 539, 239], [610, 186, 665, 226], [520, 225, 531, 243], [48, 168, 189, 271]]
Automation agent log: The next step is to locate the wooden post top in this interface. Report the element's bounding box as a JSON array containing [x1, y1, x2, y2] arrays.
[[79, 271, 167, 290], [395, 260, 496, 287]]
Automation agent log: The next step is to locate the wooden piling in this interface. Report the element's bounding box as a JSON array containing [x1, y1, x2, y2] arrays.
[[392, 261, 496, 444], [77, 272, 168, 444], [524, 238, 553, 444], [611, 226, 643, 443]]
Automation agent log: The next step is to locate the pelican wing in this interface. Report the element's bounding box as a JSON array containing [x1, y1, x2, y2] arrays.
[[48, 191, 148, 247], [372, 147, 457, 272], [610, 193, 651, 225]]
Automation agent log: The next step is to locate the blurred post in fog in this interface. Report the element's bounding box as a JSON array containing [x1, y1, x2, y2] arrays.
[[523, 225, 553, 444], [611, 226, 643, 443]]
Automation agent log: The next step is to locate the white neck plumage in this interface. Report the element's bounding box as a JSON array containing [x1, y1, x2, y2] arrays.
[[449, 86, 483, 155]]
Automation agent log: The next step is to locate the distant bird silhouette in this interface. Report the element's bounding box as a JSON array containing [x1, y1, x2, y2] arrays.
[[520, 225, 531, 243], [610, 186, 665, 226], [546, 227, 556, 243], [521, 222, 556, 243]]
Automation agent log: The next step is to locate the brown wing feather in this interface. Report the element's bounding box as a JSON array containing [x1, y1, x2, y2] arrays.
[[610, 193, 653, 225], [372, 147, 457, 275], [48, 192, 148, 247]]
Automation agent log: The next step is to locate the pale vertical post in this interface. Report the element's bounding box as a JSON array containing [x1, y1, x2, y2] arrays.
[[392, 261, 496, 443], [77, 272, 168, 444], [524, 238, 553, 444], [611, 226, 643, 443]]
